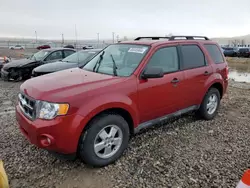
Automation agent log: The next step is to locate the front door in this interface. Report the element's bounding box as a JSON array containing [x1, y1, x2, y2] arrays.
[[137, 44, 185, 124], [44, 50, 64, 64]]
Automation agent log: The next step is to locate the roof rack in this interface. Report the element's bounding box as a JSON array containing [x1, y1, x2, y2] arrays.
[[168, 36, 210, 41], [134, 37, 170, 41]]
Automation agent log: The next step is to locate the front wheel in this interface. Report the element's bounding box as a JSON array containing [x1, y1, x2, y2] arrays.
[[197, 87, 220, 120], [78, 114, 130, 167]]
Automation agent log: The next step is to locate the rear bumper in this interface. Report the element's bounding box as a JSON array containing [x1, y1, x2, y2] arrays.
[[16, 105, 84, 154], [238, 54, 250, 57]]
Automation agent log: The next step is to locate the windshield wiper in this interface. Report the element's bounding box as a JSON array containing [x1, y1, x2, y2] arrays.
[[110, 54, 117, 76], [93, 51, 105, 72]]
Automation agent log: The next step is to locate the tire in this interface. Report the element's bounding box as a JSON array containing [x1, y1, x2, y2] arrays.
[[12, 70, 23, 82], [78, 113, 130, 167], [197, 87, 220, 120]]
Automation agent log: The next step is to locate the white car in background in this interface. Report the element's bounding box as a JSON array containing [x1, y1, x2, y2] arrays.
[[9, 45, 25, 50], [82, 45, 94, 50]]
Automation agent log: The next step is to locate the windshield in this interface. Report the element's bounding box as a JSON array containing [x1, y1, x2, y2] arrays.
[[62, 51, 96, 63], [30, 50, 50, 61], [83, 44, 149, 77]]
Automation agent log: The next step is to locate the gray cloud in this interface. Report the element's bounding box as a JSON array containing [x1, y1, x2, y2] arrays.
[[0, 0, 250, 39]]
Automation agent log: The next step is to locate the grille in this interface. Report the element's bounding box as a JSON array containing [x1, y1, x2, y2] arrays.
[[18, 93, 36, 120]]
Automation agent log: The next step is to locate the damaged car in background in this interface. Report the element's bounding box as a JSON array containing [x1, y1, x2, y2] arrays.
[[32, 49, 102, 77], [1, 48, 76, 81]]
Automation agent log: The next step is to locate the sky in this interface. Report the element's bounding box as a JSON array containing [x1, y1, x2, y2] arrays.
[[0, 0, 250, 40]]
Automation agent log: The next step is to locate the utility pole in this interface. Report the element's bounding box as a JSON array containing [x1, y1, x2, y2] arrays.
[[97, 33, 100, 48], [75, 24, 78, 49], [62, 33, 64, 45], [112, 32, 115, 43], [116, 35, 119, 43], [35, 31, 37, 44]]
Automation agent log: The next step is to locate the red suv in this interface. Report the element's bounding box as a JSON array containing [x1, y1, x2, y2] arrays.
[[16, 36, 228, 167]]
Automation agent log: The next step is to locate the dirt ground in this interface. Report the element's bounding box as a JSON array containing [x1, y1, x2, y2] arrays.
[[0, 50, 250, 187], [0, 47, 38, 59], [226, 57, 250, 72]]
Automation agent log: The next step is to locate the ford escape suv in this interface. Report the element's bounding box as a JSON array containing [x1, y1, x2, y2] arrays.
[[16, 36, 229, 167]]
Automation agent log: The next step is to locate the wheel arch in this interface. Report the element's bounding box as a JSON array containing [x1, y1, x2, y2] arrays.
[[76, 106, 135, 156], [208, 82, 223, 99], [82, 107, 135, 136]]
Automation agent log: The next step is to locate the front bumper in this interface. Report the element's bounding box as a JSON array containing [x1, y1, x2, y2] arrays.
[[1, 69, 9, 80], [16, 105, 84, 154]]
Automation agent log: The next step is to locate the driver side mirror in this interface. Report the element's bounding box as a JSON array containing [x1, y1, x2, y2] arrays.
[[141, 67, 164, 79]]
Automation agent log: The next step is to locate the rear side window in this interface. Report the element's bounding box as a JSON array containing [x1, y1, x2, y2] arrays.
[[204, 44, 224, 64], [181, 45, 206, 69], [146, 46, 179, 73]]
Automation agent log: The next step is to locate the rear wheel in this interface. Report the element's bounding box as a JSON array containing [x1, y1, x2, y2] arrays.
[[197, 87, 220, 120], [78, 113, 130, 167]]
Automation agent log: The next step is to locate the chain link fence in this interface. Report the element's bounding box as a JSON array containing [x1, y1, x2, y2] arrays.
[[0, 40, 112, 49]]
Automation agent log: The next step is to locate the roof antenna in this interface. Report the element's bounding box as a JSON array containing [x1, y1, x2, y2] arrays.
[[75, 24, 80, 67]]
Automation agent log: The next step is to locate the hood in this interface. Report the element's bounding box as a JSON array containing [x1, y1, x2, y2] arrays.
[[21, 68, 126, 102], [3, 58, 35, 69], [33, 61, 78, 73]]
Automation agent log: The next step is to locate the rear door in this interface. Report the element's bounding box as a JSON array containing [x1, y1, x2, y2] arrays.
[[137, 44, 185, 123], [180, 43, 212, 107], [204, 43, 228, 93]]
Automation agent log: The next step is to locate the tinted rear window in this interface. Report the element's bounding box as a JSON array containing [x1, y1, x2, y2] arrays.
[[204, 44, 224, 64], [181, 45, 206, 69]]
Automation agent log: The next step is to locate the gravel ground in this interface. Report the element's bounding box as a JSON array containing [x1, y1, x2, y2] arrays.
[[0, 79, 250, 188]]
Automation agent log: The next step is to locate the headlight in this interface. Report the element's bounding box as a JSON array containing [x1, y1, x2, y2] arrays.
[[36, 101, 69, 120]]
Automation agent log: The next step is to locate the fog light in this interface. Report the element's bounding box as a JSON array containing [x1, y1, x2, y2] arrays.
[[40, 134, 54, 147]]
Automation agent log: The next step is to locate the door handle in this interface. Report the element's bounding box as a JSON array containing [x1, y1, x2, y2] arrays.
[[171, 78, 179, 83], [204, 71, 210, 76]]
